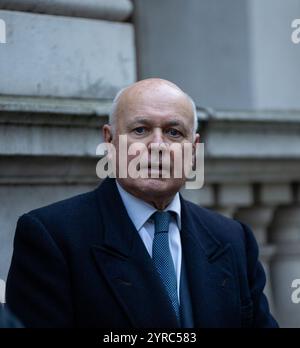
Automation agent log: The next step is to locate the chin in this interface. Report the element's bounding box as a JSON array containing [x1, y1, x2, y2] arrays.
[[119, 177, 184, 199]]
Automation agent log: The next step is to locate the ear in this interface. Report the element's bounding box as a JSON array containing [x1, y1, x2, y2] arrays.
[[103, 124, 113, 143], [192, 133, 200, 170], [193, 133, 200, 146]]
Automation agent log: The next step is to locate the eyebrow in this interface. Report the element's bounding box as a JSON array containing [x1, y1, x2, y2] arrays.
[[127, 117, 189, 132]]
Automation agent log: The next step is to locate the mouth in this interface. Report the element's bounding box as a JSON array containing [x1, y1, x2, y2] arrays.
[[148, 163, 163, 170], [135, 162, 173, 179]]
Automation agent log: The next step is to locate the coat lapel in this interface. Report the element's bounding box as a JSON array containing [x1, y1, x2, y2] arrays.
[[180, 198, 241, 327], [91, 178, 180, 328]]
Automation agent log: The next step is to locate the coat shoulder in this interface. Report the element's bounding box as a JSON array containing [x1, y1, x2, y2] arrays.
[[16, 186, 102, 247], [27, 189, 98, 223], [183, 199, 246, 246]]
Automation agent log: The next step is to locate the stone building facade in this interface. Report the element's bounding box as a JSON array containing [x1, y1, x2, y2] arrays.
[[0, 0, 300, 327]]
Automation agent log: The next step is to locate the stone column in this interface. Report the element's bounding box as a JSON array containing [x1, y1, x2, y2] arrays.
[[234, 206, 276, 313], [234, 207, 273, 245], [269, 205, 300, 327], [213, 183, 253, 218], [180, 184, 214, 208]]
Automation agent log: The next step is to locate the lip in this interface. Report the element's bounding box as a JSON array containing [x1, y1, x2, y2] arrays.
[[148, 164, 162, 170], [139, 162, 172, 172]]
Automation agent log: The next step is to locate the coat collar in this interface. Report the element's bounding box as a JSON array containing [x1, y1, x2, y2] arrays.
[[94, 178, 228, 260]]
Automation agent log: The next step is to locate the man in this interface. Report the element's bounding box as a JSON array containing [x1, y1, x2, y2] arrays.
[[6, 78, 278, 328]]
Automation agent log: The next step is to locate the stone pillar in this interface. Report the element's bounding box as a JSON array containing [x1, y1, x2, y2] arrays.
[[234, 207, 273, 245], [234, 206, 276, 313], [213, 183, 252, 218], [180, 184, 214, 207], [269, 205, 300, 327]]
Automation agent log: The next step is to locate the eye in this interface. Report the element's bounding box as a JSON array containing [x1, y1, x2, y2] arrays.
[[166, 128, 183, 138], [133, 127, 147, 135]]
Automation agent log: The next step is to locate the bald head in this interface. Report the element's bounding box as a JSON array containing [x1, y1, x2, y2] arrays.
[[109, 78, 198, 134]]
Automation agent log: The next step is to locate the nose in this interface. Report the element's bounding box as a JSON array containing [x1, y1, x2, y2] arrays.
[[150, 128, 164, 145], [147, 128, 167, 162]]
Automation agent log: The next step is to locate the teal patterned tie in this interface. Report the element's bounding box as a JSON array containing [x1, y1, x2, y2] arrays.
[[152, 211, 180, 321]]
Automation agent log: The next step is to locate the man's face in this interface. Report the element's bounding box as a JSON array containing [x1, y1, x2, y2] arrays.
[[105, 82, 199, 201]]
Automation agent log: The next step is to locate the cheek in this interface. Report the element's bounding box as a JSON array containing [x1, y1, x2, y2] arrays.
[[169, 144, 185, 164]]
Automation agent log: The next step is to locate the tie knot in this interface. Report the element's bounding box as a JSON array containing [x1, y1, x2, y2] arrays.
[[152, 211, 171, 234]]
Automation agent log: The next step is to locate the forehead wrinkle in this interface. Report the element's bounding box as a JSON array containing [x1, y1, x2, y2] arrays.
[[128, 117, 186, 126], [114, 80, 195, 133]]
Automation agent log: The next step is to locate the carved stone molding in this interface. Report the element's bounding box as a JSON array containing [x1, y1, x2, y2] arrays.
[[0, 0, 133, 21]]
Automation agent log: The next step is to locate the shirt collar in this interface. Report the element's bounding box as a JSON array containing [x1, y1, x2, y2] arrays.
[[116, 180, 181, 231]]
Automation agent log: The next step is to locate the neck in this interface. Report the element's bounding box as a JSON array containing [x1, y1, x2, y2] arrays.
[[146, 197, 173, 210]]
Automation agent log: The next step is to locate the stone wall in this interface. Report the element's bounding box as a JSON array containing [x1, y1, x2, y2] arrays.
[[0, 0, 136, 285]]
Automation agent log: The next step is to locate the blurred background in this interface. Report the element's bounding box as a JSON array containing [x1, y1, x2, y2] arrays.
[[0, 0, 300, 327]]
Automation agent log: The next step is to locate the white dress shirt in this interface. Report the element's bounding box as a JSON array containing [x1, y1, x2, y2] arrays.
[[116, 180, 182, 303]]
